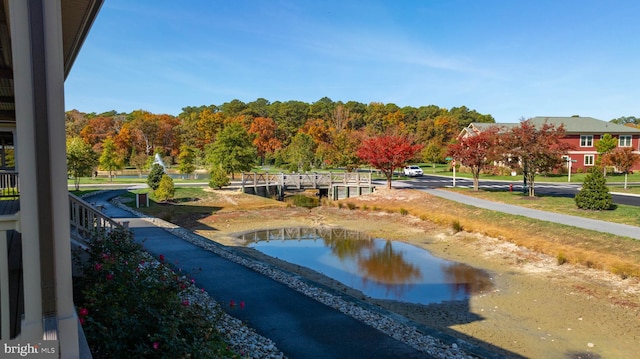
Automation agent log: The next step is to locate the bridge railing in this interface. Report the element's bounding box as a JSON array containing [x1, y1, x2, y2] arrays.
[[241, 172, 371, 189]]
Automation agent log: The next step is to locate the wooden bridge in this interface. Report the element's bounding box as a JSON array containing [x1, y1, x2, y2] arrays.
[[240, 172, 375, 200], [238, 227, 371, 243]]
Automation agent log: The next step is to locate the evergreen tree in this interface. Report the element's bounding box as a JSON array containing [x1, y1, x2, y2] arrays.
[[154, 174, 175, 202], [209, 165, 230, 189], [147, 163, 165, 191], [575, 168, 613, 210]]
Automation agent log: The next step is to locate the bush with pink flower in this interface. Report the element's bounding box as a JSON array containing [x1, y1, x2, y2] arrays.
[[74, 229, 238, 358]]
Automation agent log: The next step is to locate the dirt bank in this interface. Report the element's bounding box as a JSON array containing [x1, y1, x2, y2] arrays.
[[183, 189, 640, 359]]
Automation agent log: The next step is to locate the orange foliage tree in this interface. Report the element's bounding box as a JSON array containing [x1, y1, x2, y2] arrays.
[[249, 117, 281, 165]]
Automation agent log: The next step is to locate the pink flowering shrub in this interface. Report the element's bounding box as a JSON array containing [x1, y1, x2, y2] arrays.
[[74, 229, 236, 358]]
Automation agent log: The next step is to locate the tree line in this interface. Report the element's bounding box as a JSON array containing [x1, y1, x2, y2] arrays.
[[65, 97, 495, 184]]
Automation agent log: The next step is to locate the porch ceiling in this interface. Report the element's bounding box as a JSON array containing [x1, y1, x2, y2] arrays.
[[0, 0, 104, 124]]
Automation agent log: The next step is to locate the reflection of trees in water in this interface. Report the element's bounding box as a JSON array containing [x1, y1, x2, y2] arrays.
[[441, 263, 492, 296], [358, 240, 423, 298], [358, 240, 422, 284], [323, 236, 374, 260]]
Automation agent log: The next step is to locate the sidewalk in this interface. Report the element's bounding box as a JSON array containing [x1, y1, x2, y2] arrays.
[[424, 189, 640, 240], [85, 191, 447, 359]]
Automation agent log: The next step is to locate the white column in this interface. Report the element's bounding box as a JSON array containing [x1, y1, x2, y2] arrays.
[[9, 0, 44, 340], [10, 0, 79, 357]]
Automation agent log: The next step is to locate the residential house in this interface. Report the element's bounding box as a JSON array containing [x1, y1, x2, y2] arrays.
[[0, 1, 104, 358], [462, 116, 640, 172]]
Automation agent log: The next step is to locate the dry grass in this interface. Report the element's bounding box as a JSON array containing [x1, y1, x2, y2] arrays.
[[336, 188, 640, 279]]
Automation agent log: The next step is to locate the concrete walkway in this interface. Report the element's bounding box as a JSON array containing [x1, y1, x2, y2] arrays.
[[424, 189, 640, 240], [85, 191, 438, 359]]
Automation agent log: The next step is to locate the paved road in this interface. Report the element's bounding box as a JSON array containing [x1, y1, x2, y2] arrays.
[[396, 174, 640, 207]]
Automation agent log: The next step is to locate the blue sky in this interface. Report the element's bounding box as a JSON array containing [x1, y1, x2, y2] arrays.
[[65, 0, 640, 123]]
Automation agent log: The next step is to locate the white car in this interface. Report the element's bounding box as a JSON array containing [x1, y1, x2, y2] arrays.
[[403, 165, 423, 177]]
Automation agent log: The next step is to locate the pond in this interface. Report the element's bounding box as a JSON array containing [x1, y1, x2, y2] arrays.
[[239, 227, 492, 305]]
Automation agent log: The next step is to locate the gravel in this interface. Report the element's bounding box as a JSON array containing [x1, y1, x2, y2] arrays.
[[113, 198, 479, 359]]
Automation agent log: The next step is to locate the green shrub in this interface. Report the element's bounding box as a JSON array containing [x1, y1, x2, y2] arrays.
[[154, 174, 175, 202], [451, 220, 463, 233], [209, 165, 230, 189], [146, 164, 165, 191], [557, 252, 567, 265], [575, 168, 614, 210], [74, 229, 234, 358], [286, 194, 319, 208], [346, 202, 357, 210], [399, 208, 409, 216]]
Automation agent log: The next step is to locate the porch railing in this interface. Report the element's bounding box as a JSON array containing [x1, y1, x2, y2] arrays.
[[0, 210, 20, 339], [69, 193, 126, 245], [0, 171, 19, 198]]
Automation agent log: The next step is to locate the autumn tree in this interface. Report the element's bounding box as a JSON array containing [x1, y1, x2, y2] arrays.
[[447, 126, 500, 191], [98, 137, 122, 182], [501, 119, 573, 197], [66, 137, 97, 190], [357, 133, 424, 189], [603, 147, 640, 189], [205, 121, 256, 179], [249, 117, 281, 165]]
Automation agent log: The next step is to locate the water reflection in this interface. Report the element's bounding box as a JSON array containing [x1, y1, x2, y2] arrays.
[[239, 227, 492, 305]]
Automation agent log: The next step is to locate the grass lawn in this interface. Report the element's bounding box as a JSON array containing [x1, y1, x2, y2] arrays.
[[445, 187, 640, 227]]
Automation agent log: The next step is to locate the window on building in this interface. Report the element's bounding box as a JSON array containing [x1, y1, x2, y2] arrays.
[[584, 155, 594, 166], [580, 135, 593, 147], [619, 135, 632, 147]]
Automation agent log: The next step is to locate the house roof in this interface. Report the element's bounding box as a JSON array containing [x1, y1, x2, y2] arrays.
[[0, 0, 104, 123], [468, 116, 640, 135]]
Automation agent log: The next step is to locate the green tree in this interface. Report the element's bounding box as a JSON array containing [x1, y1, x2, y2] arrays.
[[130, 152, 148, 178], [66, 136, 98, 190], [205, 122, 256, 179], [154, 174, 175, 202], [575, 168, 613, 210], [177, 144, 196, 178], [146, 163, 165, 191], [285, 132, 317, 172], [208, 165, 230, 189], [422, 141, 443, 172], [99, 137, 122, 182], [595, 133, 617, 176]]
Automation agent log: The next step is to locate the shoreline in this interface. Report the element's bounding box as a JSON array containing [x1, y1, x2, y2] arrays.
[[188, 191, 640, 359]]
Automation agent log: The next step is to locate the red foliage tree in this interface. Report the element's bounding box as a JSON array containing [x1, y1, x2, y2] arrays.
[[603, 147, 640, 189], [501, 119, 574, 197], [447, 126, 500, 191], [357, 133, 423, 189]]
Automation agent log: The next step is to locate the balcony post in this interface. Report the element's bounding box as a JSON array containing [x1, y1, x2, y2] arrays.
[[10, 0, 79, 356]]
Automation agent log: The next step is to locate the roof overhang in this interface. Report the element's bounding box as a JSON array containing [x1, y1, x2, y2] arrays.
[[0, 0, 103, 123]]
